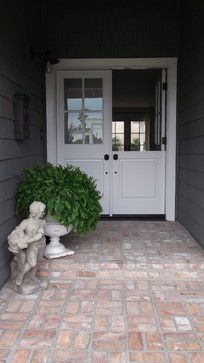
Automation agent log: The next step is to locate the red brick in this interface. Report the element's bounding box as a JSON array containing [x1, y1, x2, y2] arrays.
[[92, 351, 107, 363], [53, 351, 88, 361], [0, 321, 24, 329], [156, 303, 185, 315], [5, 301, 21, 312], [66, 302, 80, 313], [74, 330, 90, 349], [0, 313, 28, 321], [11, 350, 30, 363], [50, 282, 71, 289], [128, 332, 143, 350], [20, 301, 35, 313], [165, 333, 201, 351], [78, 271, 96, 277], [146, 333, 163, 351], [128, 316, 157, 332], [37, 301, 64, 313], [140, 301, 154, 315], [62, 315, 92, 329], [31, 350, 49, 363], [23, 329, 56, 339], [93, 332, 125, 352], [189, 353, 204, 363], [111, 315, 125, 332], [94, 317, 108, 331], [20, 329, 56, 348], [0, 331, 19, 348], [57, 331, 72, 348], [129, 352, 165, 362], [185, 303, 201, 316], [109, 352, 126, 363], [70, 290, 97, 301], [81, 301, 95, 313], [169, 352, 187, 363], [126, 302, 140, 315]]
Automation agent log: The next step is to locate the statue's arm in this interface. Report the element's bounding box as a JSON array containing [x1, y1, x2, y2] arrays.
[[28, 232, 43, 243]]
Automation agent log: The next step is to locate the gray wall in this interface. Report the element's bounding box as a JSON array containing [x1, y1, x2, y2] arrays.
[[41, 0, 180, 58], [112, 70, 160, 108], [0, 2, 46, 286], [177, 1, 204, 246]]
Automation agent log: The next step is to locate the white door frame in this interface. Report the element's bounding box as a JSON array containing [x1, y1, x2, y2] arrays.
[[46, 58, 177, 221]]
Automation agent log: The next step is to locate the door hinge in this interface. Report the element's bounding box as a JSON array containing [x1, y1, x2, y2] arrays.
[[162, 82, 167, 91], [162, 137, 167, 145]]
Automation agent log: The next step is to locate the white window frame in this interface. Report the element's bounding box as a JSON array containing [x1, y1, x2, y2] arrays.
[[46, 58, 177, 221]]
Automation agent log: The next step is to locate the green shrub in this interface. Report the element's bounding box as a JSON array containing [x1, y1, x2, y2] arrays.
[[16, 163, 102, 234]]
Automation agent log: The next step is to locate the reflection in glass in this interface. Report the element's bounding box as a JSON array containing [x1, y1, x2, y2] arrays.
[[131, 122, 139, 133], [85, 79, 102, 110], [65, 113, 83, 144], [112, 121, 124, 151], [131, 121, 146, 151], [140, 121, 145, 133], [131, 134, 140, 151], [84, 112, 103, 144], [112, 120, 147, 151], [64, 77, 103, 144], [64, 79, 82, 111]]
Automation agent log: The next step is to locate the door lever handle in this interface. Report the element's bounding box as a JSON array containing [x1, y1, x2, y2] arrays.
[[113, 154, 118, 160], [104, 154, 109, 160]]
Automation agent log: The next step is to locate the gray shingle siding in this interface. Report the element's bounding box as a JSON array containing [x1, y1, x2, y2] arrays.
[[177, 0, 204, 246], [0, 2, 46, 287], [41, 0, 180, 59]]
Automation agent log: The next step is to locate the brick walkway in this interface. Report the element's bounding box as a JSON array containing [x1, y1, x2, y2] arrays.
[[1, 221, 204, 362]]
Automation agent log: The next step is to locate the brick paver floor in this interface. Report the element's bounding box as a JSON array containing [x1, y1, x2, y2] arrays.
[[1, 220, 204, 362]]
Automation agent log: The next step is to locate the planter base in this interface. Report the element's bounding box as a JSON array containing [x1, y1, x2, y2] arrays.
[[44, 221, 74, 260], [44, 248, 75, 260]]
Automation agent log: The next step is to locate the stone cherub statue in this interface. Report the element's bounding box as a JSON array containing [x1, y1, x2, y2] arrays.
[[8, 201, 48, 294]]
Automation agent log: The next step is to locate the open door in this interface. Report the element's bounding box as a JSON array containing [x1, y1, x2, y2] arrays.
[[112, 69, 167, 215]]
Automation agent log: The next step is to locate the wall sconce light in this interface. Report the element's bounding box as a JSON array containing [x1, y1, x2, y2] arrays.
[[29, 47, 59, 73]]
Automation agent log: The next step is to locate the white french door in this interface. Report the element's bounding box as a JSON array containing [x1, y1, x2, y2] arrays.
[[57, 70, 111, 214], [111, 69, 166, 215]]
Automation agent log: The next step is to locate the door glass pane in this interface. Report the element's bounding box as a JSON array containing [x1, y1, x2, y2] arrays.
[[140, 121, 145, 133], [131, 122, 139, 133], [64, 77, 104, 144], [131, 134, 140, 151], [131, 121, 146, 151], [84, 79, 102, 110], [112, 121, 124, 151], [64, 79, 82, 111], [112, 69, 166, 151], [65, 113, 83, 144], [85, 112, 103, 144]]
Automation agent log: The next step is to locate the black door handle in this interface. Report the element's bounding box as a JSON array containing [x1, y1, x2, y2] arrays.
[[104, 154, 109, 160], [113, 154, 118, 160]]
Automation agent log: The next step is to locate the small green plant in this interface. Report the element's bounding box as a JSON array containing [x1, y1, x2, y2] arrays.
[[16, 163, 102, 234]]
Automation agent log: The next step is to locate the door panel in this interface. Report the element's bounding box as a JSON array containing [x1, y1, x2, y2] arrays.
[[57, 71, 111, 214], [112, 151, 165, 214]]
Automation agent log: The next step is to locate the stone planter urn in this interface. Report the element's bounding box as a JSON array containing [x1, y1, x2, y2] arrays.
[[44, 215, 75, 259]]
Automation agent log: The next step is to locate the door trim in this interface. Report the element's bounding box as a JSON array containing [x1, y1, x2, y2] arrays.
[[46, 58, 177, 221]]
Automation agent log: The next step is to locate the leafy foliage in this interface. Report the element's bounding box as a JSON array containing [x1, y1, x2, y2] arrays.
[[16, 163, 103, 234]]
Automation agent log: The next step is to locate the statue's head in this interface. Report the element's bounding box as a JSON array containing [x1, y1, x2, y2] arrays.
[[29, 201, 46, 219]]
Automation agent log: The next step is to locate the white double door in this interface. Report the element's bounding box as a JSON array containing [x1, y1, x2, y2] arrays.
[[57, 70, 165, 215]]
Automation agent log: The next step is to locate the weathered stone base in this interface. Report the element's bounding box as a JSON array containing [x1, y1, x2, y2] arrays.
[[9, 279, 48, 295], [44, 249, 75, 260]]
